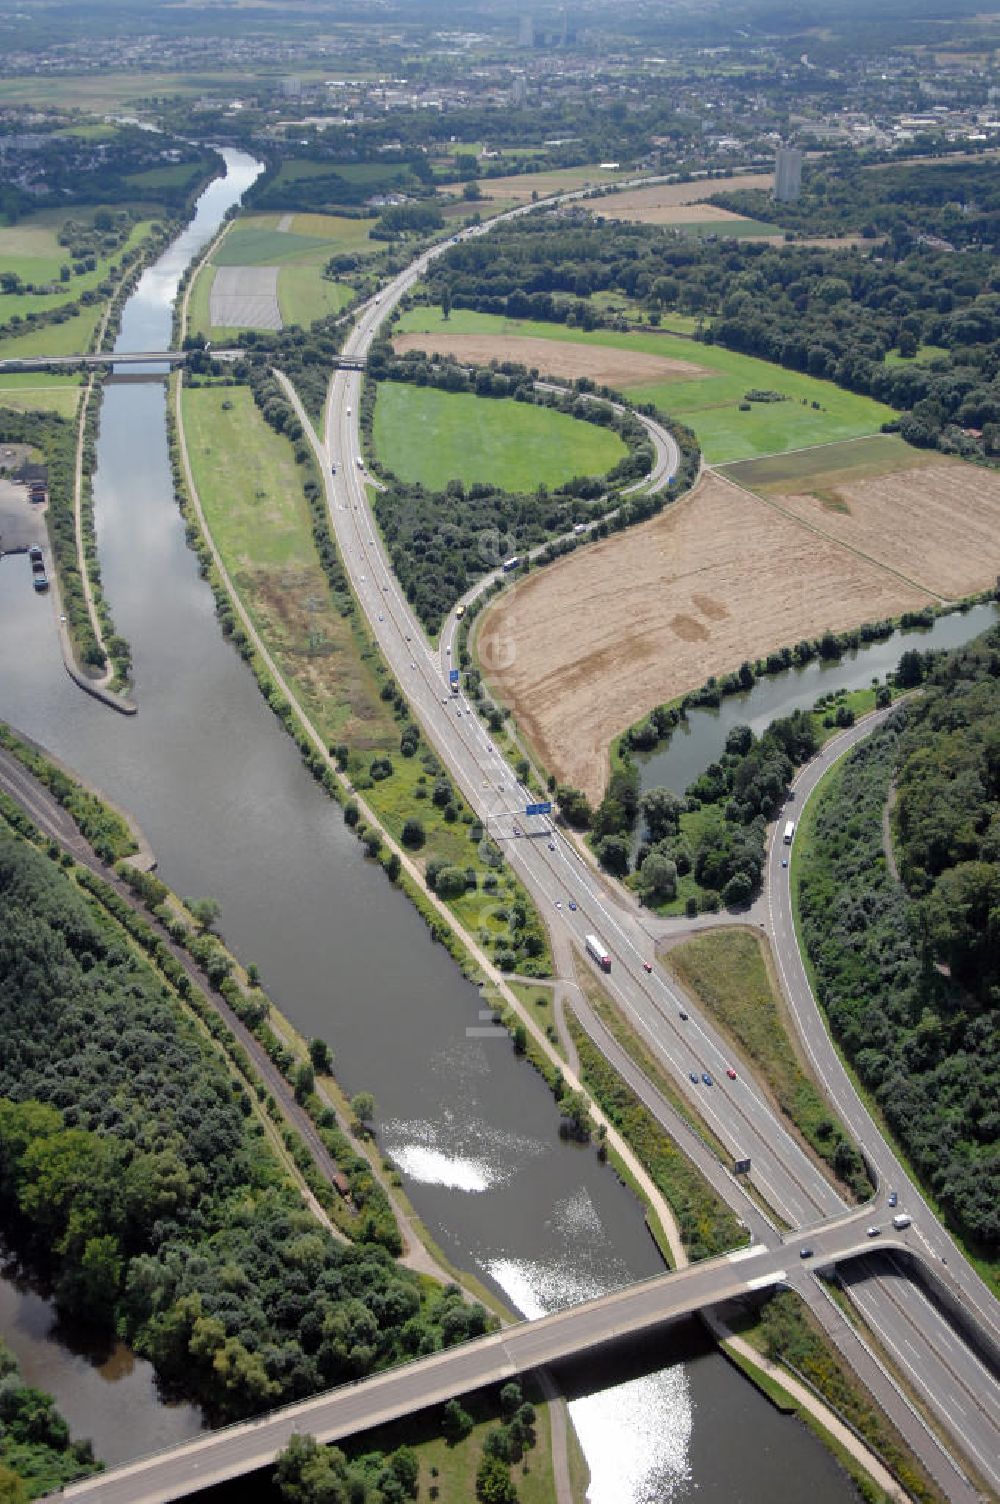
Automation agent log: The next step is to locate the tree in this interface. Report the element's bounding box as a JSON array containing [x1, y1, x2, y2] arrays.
[[350, 1092, 376, 1130], [595, 834, 629, 877], [308, 1037, 332, 1074], [185, 895, 221, 932], [294, 1061, 315, 1103], [442, 1397, 474, 1443], [638, 851, 677, 904], [640, 786, 683, 843], [401, 817, 425, 849], [476, 1454, 518, 1504], [441, 285, 453, 321]]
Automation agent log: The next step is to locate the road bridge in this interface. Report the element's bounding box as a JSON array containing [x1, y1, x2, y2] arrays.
[[56, 1226, 903, 1504], [0, 351, 366, 372]]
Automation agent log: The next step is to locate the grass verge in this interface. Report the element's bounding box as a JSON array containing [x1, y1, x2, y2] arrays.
[[564, 1003, 745, 1261], [665, 928, 869, 1200]]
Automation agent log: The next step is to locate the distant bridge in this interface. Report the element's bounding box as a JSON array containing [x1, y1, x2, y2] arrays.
[[0, 351, 366, 372], [55, 1222, 911, 1504]]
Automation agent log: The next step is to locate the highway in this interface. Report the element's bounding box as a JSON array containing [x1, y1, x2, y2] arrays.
[[57, 1226, 907, 1504], [310, 221, 1000, 1497]]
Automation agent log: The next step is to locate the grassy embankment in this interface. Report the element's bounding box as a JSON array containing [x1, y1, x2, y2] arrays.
[[729, 1291, 946, 1504], [180, 383, 550, 975], [666, 930, 869, 1199], [372, 381, 628, 493], [186, 212, 372, 340], [566, 961, 746, 1261], [791, 745, 1000, 1294], [394, 306, 895, 463], [338, 1381, 564, 1504]]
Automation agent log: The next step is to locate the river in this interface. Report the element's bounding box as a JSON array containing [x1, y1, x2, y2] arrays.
[[635, 602, 998, 800], [0, 151, 863, 1502]]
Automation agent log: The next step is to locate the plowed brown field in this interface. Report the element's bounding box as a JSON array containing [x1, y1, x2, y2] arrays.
[[479, 473, 937, 802], [391, 332, 708, 387]]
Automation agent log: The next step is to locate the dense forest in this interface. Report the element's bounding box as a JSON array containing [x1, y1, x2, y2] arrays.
[[798, 626, 1000, 1252], [423, 187, 1000, 460], [0, 830, 492, 1424]]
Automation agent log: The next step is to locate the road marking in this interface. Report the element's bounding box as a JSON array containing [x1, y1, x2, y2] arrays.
[[727, 1246, 766, 1263], [747, 1271, 784, 1290]]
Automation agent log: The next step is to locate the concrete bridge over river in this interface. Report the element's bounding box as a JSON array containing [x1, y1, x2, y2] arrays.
[[55, 1220, 918, 1504]]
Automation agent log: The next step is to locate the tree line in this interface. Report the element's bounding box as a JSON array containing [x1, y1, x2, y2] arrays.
[[799, 625, 1000, 1253], [0, 828, 493, 1424], [423, 202, 1000, 462]]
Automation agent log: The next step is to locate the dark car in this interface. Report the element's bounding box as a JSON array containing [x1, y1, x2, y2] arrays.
[[678, 1010, 688, 1021], [702, 1073, 713, 1087], [689, 1072, 699, 1084], [799, 1246, 813, 1259]]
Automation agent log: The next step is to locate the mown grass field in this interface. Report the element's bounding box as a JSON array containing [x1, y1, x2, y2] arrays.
[[0, 373, 82, 418], [373, 381, 627, 492], [395, 306, 895, 463], [0, 302, 103, 360], [666, 929, 867, 1197], [181, 383, 550, 973]]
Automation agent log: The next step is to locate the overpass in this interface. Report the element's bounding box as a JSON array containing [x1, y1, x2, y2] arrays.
[[0, 351, 367, 372], [56, 1222, 904, 1504]]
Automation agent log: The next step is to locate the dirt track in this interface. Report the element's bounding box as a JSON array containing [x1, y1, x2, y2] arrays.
[[391, 332, 708, 387], [480, 473, 935, 802]]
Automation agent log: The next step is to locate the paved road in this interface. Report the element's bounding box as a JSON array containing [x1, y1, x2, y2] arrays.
[[309, 220, 999, 1497], [58, 1226, 906, 1504]]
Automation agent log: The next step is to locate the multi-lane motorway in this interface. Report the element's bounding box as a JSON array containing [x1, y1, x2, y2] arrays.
[[309, 220, 1000, 1499]]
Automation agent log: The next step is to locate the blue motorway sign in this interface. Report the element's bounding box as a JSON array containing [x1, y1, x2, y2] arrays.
[[524, 801, 552, 817]]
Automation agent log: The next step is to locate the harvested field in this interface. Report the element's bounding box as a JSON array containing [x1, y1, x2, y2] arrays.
[[209, 265, 282, 330], [597, 201, 759, 227], [479, 473, 935, 802], [595, 175, 772, 217], [391, 332, 709, 386], [766, 460, 1000, 601]]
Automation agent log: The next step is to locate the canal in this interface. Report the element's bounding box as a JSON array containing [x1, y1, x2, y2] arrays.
[[0, 151, 866, 1502]]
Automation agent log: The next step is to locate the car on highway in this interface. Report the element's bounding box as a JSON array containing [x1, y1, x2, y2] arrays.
[[799, 1247, 813, 1259], [867, 1226, 881, 1237], [555, 900, 562, 910], [689, 1072, 699, 1083], [888, 1190, 898, 1207], [568, 900, 577, 911], [702, 1073, 713, 1086], [678, 1010, 688, 1021], [726, 1067, 737, 1080], [643, 961, 653, 973], [781, 858, 789, 868], [547, 841, 556, 852]]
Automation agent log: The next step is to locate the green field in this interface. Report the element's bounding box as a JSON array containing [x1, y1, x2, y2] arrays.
[[180, 384, 550, 974], [719, 433, 941, 494], [0, 217, 155, 320], [0, 303, 103, 360], [186, 211, 373, 336], [395, 307, 895, 463], [278, 265, 354, 326], [0, 373, 82, 418], [673, 218, 780, 238], [373, 381, 627, 492]]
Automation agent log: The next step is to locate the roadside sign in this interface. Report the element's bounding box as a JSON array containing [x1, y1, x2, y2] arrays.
[[525, 801, 552, 817], [733, 1158, 751, 1176]]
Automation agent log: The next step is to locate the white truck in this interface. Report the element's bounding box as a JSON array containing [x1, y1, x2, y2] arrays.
[[892, 1213, 912, 1230], [585, 934, 612, 973], [783, 819, 796, 845]]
